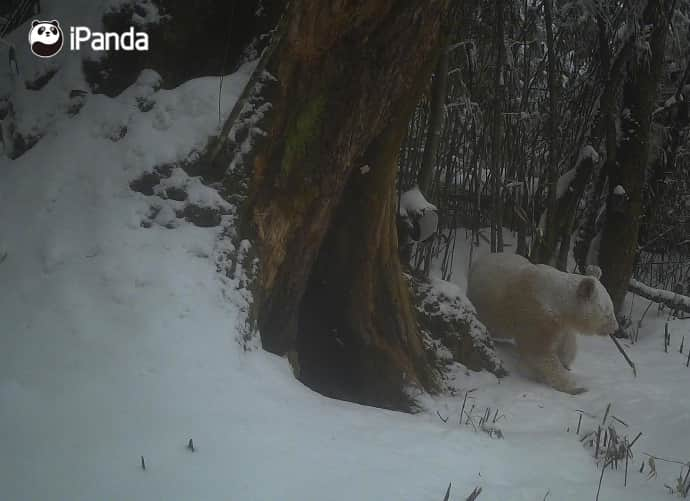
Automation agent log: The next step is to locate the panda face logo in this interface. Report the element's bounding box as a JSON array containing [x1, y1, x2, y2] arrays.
[[29, 20, 64, 58]]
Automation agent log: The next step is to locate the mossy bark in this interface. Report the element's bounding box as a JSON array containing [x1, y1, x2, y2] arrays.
[[212, 0, 450, 409]]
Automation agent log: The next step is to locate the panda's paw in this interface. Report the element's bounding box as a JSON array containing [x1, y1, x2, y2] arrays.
[[564, 385, 588, 395]]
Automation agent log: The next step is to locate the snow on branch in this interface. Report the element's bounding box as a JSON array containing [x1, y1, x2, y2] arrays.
[[556, 168, 577, 200], [629, 279, 690, 314], [556, 145, 599, 200], [399, 186, 438, 242], [399, 186, 437, 215]]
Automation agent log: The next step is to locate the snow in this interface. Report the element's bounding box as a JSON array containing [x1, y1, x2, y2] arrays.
[[105, 0, 163, 27], [1, 7, 689, 500], [399, 185, 437, 215], [556, 146, 600, 200], [155, 167, 231, 210]]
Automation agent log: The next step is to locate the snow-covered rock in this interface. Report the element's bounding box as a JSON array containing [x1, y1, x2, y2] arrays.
[[409, 275, 506, 377]]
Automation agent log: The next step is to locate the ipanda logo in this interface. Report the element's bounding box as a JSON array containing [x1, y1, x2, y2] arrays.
[[29, 20, 64, 58], [29, 19, 149, 58]]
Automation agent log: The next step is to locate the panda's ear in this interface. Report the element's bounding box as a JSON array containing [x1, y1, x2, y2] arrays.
[[577, 277, 596, 300], [32, 20, 40, 27], [585, 265, 602, 280], [50, 20, 60, 27]]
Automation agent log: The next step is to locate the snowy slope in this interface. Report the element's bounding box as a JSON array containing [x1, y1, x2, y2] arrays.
[[1, 6, 690, 501]]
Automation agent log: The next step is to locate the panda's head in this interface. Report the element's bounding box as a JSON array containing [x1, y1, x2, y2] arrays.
[[575, 267, 619, 337], [29, 20, 64, 58]]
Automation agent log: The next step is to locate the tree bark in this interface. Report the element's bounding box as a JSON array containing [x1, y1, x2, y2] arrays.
[[211, 0, 450, 409], [599, 0, 671, 312]]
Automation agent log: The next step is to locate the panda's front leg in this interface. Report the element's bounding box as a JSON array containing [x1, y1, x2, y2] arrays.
[[519, 337, 586, 395], [527, 352, 587, 394]]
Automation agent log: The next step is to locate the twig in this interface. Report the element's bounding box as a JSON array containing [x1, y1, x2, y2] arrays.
[[464, 409, 478, 432], [443, 482, 451, 501], [575, 409, 598, 419], [601, 403, 612, 426], [609, 335, 637, 377], [624, 438, 629, 487], [635, 300, 655, 343], [596, 457, 614, 501], [611, 415, 629, 427], [665, 323, 669, 353], [459, 391, 470, 425], [437, 410, 449, 423], [642, 453, 689, 467], [580, 430, 594, 443], [465, 403, 476, 429], [629, 432, 642, 449], [466, 486, 482, 501]]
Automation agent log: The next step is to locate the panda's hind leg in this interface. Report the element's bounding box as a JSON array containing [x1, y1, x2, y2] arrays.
[[557, 331, 577, 370]]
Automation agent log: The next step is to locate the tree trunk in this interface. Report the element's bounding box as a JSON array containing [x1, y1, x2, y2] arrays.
[[211, 0, 450, 409], [490, 0, 505, 253], [532, 0, 559, 265], [599, 0, 671, 312], [573, 14, 636, 272], [417, 45, 449, 196]]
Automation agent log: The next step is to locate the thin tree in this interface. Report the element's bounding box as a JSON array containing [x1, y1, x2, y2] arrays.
[[490, 0, 506, 253], [599, 0, 672, 312], [418, 44, 450, 197], [532, 0, 560, 265]]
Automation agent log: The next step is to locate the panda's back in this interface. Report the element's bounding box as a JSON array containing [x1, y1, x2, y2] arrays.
[[467, 252, 534, 338]]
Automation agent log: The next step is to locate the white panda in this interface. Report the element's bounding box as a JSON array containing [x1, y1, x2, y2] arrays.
[[467, 253, 619, 394], [28, 20, 64, 58]]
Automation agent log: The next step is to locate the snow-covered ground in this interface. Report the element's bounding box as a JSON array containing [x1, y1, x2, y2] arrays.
[[2, 5, 690, 500]]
